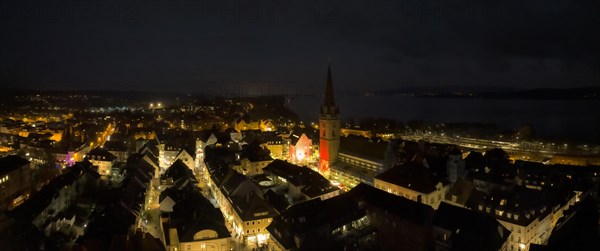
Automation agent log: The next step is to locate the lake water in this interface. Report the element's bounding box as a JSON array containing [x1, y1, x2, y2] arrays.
[[285, 95, 600, 143]]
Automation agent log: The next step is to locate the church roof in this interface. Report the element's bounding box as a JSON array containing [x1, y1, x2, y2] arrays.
[[324, 65, 335, 106]]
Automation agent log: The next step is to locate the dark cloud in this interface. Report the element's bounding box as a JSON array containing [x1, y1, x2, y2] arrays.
[[0, 0, 598, 92]]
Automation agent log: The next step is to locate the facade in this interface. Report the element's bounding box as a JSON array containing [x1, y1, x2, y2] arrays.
[[446, 147, 466, 183], [262, 133, 285, 160], [168, 229, 231, 251], [319, 65, 340, 175], [0, 155, 33, 210], [287, 131, 313, 164]]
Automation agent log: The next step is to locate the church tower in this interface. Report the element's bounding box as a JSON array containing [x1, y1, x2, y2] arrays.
[[319, 65, 340, 175]]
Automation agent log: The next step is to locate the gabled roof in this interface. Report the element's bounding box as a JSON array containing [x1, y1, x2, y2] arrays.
[[242, 142, 272, 162], [176, 147, 194, 160], [167, 191, 230, 243], [375, 163, 448, 194], [229, 191, 278, 221], [139, 141, 160, 157], [163, 160, 196, 183]]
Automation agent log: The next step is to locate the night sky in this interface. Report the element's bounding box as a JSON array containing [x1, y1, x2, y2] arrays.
[[1, 0, 598, 93]]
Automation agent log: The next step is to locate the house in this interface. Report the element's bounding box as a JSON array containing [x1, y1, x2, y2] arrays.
[[286, 130, 313, 164], [259, 132, 286, 160], [234, 114, 275, 132], [162, 160, 197, 187], [86, 147, 117, 176], [9, 161, 99, 230], [263, 160, 340, 203], [161, 181, 231, 251], [235, 142, 273, 176], [374, 164, 451, 209], [451, 183, 577, 251], [205, 155, 277, 247]]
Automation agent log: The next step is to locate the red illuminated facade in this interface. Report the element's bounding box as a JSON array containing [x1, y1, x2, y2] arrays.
[[319, 65, 340, 175]]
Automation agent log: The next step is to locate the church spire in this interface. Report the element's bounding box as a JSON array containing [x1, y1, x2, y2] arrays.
[[324, 65, 335, 106]]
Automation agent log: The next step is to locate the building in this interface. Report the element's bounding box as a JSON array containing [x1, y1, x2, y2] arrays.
[[161, 180, 232, 251], [8, 161, 99, 229], [319, 65, 340, 175], [286, 129, 314, 164], [234, 142, 273, 176], [234, 115, 276, 132], [446, 147, 466, 183], [266, 192, 366, 251], [263, 159, 340, 203], [446, 179, 578, 251], [260, 132, 286, 160], [374, 164, 451, 209], [0, 155, 33, 210], [104, 140, 129, 162], [86, 147, 117, 176], [353, 183, 435, 251], [205, 156, 278, 247], [174, 148, 195, 171], [331, 135, 391, 188], [433, 202, 510, 251]]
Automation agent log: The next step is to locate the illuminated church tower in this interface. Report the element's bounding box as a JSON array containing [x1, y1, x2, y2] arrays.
[[319, 65, 340, 175]]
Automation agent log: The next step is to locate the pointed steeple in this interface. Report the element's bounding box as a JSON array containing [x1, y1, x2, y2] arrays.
[[324, 65, 335, 106]]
